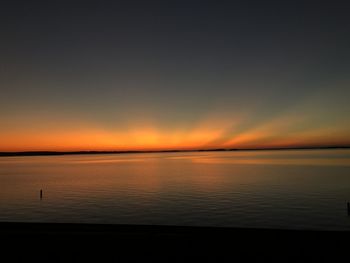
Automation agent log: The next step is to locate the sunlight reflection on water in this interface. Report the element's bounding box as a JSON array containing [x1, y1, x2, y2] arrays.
[[0, 149, 350, 230]]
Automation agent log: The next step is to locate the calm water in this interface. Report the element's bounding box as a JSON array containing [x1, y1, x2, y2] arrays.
[[0, 149, 350, 230]]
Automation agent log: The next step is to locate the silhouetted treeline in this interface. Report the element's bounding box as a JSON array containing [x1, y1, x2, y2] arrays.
[[0, 146, 349, 157]]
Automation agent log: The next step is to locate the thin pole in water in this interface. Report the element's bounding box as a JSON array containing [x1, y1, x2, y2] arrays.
[[40, 189, 43, 200], [348, 202, 350, 215]]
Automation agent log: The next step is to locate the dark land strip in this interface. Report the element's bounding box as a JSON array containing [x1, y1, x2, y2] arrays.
[[1, 222, 349, 262], [1, 146, 350, 157]]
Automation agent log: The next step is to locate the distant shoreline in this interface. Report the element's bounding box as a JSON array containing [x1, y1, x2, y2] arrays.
[[1, 146, 350, 157]]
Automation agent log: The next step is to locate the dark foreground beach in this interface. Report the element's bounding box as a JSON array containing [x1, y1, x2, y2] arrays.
[[1, 222, 349, 262]]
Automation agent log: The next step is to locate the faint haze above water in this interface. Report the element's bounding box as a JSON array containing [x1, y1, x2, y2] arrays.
[[1, 1, 350, 151]]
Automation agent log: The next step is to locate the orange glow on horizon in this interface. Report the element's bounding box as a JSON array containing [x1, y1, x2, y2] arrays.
[[1, 126, 350, 152], [1, 110, 350, 152]]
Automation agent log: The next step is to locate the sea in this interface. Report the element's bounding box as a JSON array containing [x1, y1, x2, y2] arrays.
[[0, 149, 349, 230]]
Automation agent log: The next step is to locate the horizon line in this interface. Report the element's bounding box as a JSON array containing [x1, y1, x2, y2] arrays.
[[1, 145, 350, 157]]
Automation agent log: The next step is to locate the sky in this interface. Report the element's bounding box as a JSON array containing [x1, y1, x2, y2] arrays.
[[1, 1, 350, 151]]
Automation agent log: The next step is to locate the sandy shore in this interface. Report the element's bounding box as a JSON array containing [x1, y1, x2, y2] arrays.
[[1, 222, 349, 262]]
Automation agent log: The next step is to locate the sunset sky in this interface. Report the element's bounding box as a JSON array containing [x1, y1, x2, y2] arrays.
[[1, 1, 350, 151]]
